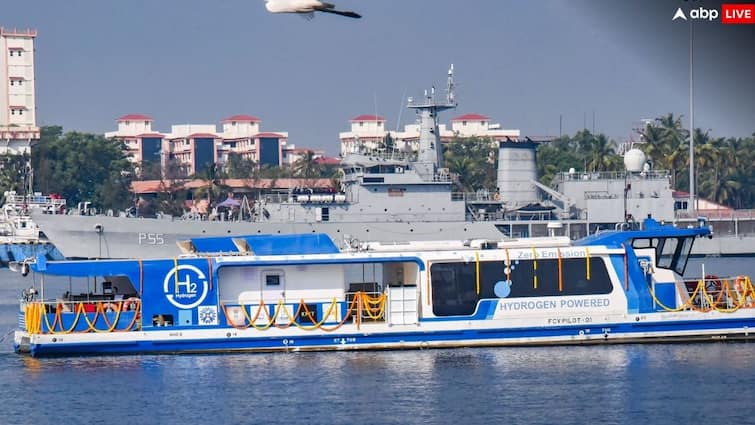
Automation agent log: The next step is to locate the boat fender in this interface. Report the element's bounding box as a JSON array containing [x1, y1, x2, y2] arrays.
[[21, 263, 29, 277]]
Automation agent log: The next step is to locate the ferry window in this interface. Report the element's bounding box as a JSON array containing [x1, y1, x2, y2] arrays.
[[632, 238, 659, 249], [657, 238, 678, 269], [488, 258, 612, 298], [430, 263, 478, 316], [674, 237, 693, 275], [430, 258, 613, 317], [265, 274, 281, 286], [655, 237, 693, 275]]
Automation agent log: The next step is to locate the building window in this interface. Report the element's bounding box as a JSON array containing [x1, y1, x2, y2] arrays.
[[462, 121, 467, 126]]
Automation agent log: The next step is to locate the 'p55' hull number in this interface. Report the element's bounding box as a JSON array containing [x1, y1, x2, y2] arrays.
[[139, 233, 165, 245]]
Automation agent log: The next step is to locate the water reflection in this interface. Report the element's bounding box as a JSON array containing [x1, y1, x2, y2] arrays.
[[2, 267, 755, 424]]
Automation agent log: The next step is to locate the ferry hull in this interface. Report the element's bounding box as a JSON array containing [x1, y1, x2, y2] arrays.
[[12, 219, 755, 358], [15, 316, 755, 357]]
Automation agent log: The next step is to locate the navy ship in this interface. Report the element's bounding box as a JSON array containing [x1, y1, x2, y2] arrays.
[[30, 66, 754, 259]]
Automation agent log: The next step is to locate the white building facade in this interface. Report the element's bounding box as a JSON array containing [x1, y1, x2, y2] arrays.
[[339, 113, 520, 156], [0, 27, 38, 154], [106, 114, 299, 177]]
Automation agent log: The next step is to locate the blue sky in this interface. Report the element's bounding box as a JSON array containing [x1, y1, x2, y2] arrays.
[[4, 0, 754, 154]]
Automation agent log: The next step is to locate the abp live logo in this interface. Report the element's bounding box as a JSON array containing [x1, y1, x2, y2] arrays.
[[673, 4, 755, 24], [721, 3, 755, 24]]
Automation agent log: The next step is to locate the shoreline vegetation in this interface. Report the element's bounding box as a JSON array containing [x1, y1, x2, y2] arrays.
[[0, 113, 752, 214]]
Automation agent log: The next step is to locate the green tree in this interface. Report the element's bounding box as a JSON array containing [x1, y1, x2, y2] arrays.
[[444, 136, 497, 191], [224, 152, 257, 179], [138, 160, 163, 180], [31, 127, 133, 210], [292, 150, 321, 178], [536, 135, 581, 187], [0, 153, 31, 197], [575, 131, 618, 172], [192, 163, 229, 206]]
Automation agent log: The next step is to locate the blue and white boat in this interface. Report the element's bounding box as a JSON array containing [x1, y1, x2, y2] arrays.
[[12, 217, 755, 357]]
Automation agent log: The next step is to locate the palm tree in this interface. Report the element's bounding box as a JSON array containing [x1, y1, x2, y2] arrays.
[[224, 152, 257, 179], [584, 133, 618, 172], [192, 163, 229, 207], [292, 150, 321, 178], [444, 136, 496, 191]]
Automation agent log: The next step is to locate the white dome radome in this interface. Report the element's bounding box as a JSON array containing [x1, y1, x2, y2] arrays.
[[624, 148, 646, 172]]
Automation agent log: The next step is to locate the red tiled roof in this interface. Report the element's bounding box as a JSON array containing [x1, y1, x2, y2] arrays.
[[314, 156, 341, 165], [0, 28, 38, 37], [131, 178, 334, 194], [452, 113, 489, 121], [350, 114, 385, 122], [136, 133, 165, 138], [255, 132, 284, 138], [117, 114, 153, 122], [188, 133, 218, 139], [222, 114, 261, 123]]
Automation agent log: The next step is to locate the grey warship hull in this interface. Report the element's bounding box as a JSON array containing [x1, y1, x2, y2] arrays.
[[31, 211, 755, 259]]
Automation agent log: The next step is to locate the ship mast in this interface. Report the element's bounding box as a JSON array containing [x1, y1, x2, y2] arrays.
[[688, 20, 695, 215], [407, 64, 457, 178]]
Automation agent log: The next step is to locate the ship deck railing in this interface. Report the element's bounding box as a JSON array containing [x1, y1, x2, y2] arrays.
[[676, 209, 755, 220], [655, 276, 755, 313], [20, 298, 142, 334], [222, 291, 387, 330], [554, 169, 673, 182]]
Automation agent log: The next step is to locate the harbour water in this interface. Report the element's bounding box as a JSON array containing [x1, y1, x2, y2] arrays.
[[1, 261, 754, 424]]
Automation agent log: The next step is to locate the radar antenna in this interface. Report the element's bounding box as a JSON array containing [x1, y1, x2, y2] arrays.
[[447, 64, 455, 104]]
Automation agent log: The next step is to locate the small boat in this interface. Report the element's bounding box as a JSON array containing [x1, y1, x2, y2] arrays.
[[12, 217, 755, 357], [0, 191, 65, 266]]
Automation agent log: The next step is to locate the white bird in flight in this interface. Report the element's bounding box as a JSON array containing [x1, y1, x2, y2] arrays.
[[265, 0, 362, 19]]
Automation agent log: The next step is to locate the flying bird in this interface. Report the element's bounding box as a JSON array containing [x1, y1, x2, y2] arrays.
[[265, 0, 362, 19]]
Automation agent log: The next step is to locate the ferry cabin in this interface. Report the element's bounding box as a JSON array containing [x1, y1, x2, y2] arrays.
[[14, 226, 755, 357]]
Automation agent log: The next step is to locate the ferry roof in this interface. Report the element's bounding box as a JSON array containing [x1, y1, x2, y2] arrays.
[[574, 218, 711, 248], [188, 233, 340, 255]]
